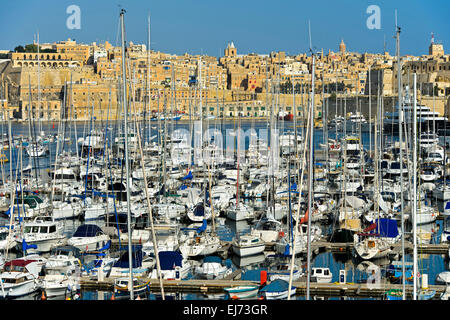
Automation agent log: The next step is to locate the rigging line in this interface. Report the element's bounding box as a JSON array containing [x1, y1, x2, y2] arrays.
[[130, 84, 165, 300]]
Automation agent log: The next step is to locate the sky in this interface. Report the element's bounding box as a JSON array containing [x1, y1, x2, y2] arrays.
[[0, 0, 448, 57]]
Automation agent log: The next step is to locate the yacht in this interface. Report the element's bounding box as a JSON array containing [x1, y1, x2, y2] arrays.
[[43, 245, 82, 276], [149, 251, 191, 280], [231, 234, 265, 257], [384, 86, 448, 133], [21, 216, 66, 253], [0, 257, 42, 298], [67, 224, 110, 253]]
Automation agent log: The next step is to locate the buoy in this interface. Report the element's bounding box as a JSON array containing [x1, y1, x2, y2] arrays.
[[231, 295, 239, 300], [41, 291, 46, 300], [111, 294, 115, 300]]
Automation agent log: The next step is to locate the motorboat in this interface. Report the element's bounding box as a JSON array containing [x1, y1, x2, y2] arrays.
[[113, 277, 150, 299], [42, 273, 79, 298], [226, 202, 255, 221], [44, 245, 82, 276], [231, 234, 265, 257], [0, 258, 42, 298], [149, 251, 191, 280], [259, 279, 296, 300], [20, 216, 66, 253], [224, 285, 259, 300], [194, 256, 232, 280], [310, 267, 333, 283], [67, 224, 110, 253]]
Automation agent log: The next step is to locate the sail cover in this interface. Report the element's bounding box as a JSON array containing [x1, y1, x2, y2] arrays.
[[369, 218, 399, 238], [158, 251, 183, 270], [112, 246, 143, 269]]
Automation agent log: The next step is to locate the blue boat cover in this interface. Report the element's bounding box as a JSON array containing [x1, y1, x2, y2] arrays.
[[193, 204, 205, 216], [158, 251, 183, 270], [73, 224, 104, 237], [241, 269, 268, 282], [181, 171, 193, 180], [196, 219, 207, 234], [369, 218, 399, 238], [260, 279, 293, 292], [22, 239, 37, 252], [112, 246, 143, 268]]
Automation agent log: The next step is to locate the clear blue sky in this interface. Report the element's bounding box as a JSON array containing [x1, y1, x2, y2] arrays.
[[0, 0, 448, 57]]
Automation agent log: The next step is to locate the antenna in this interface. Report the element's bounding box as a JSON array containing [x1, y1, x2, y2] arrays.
[[308, 20, 313, 53], [395, 9, 397, 29]]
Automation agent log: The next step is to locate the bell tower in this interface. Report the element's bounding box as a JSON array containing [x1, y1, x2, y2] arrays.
[[224, 42, 237, 58]]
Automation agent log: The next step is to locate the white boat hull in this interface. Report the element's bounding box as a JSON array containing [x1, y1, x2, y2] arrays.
[[263, 288, 296, 300], [232, 244, 265, 257], [0, 279, 37, 298]]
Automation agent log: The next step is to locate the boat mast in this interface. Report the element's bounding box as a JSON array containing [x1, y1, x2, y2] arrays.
[[306, 21, 315, 300], [369, 66, 372, 157], [119, 8, 134, 300], [147, 13, 151, 146], [412, 73, 418, 300], [395, 12, 406, 300]]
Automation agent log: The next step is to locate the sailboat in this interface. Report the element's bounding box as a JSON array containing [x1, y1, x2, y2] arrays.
[[353, 218, 401, 260], [178, 219, 220, 257]]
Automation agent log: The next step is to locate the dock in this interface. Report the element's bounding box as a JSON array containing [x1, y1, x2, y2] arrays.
[[79, 277, 448, 299]]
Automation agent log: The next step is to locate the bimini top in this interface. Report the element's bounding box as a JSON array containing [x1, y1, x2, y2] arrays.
[[72, 224, 104, 238], [4, 259, 37, 268]]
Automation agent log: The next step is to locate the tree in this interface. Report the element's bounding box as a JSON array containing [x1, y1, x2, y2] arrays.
[[24, 44, 38, 53], [14, 45, 25, 52]]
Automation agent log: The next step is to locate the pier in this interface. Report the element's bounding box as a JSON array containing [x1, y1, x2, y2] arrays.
[[79, 277, 448, 299]]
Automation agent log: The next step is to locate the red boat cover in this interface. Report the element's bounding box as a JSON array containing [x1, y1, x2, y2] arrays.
[[5, 259, 36, 267]]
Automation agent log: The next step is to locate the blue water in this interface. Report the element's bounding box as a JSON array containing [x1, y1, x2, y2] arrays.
[[3, 120, 448, 300]]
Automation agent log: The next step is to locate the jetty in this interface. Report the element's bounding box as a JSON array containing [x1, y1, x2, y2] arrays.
[[79, 277, 448, 299]]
